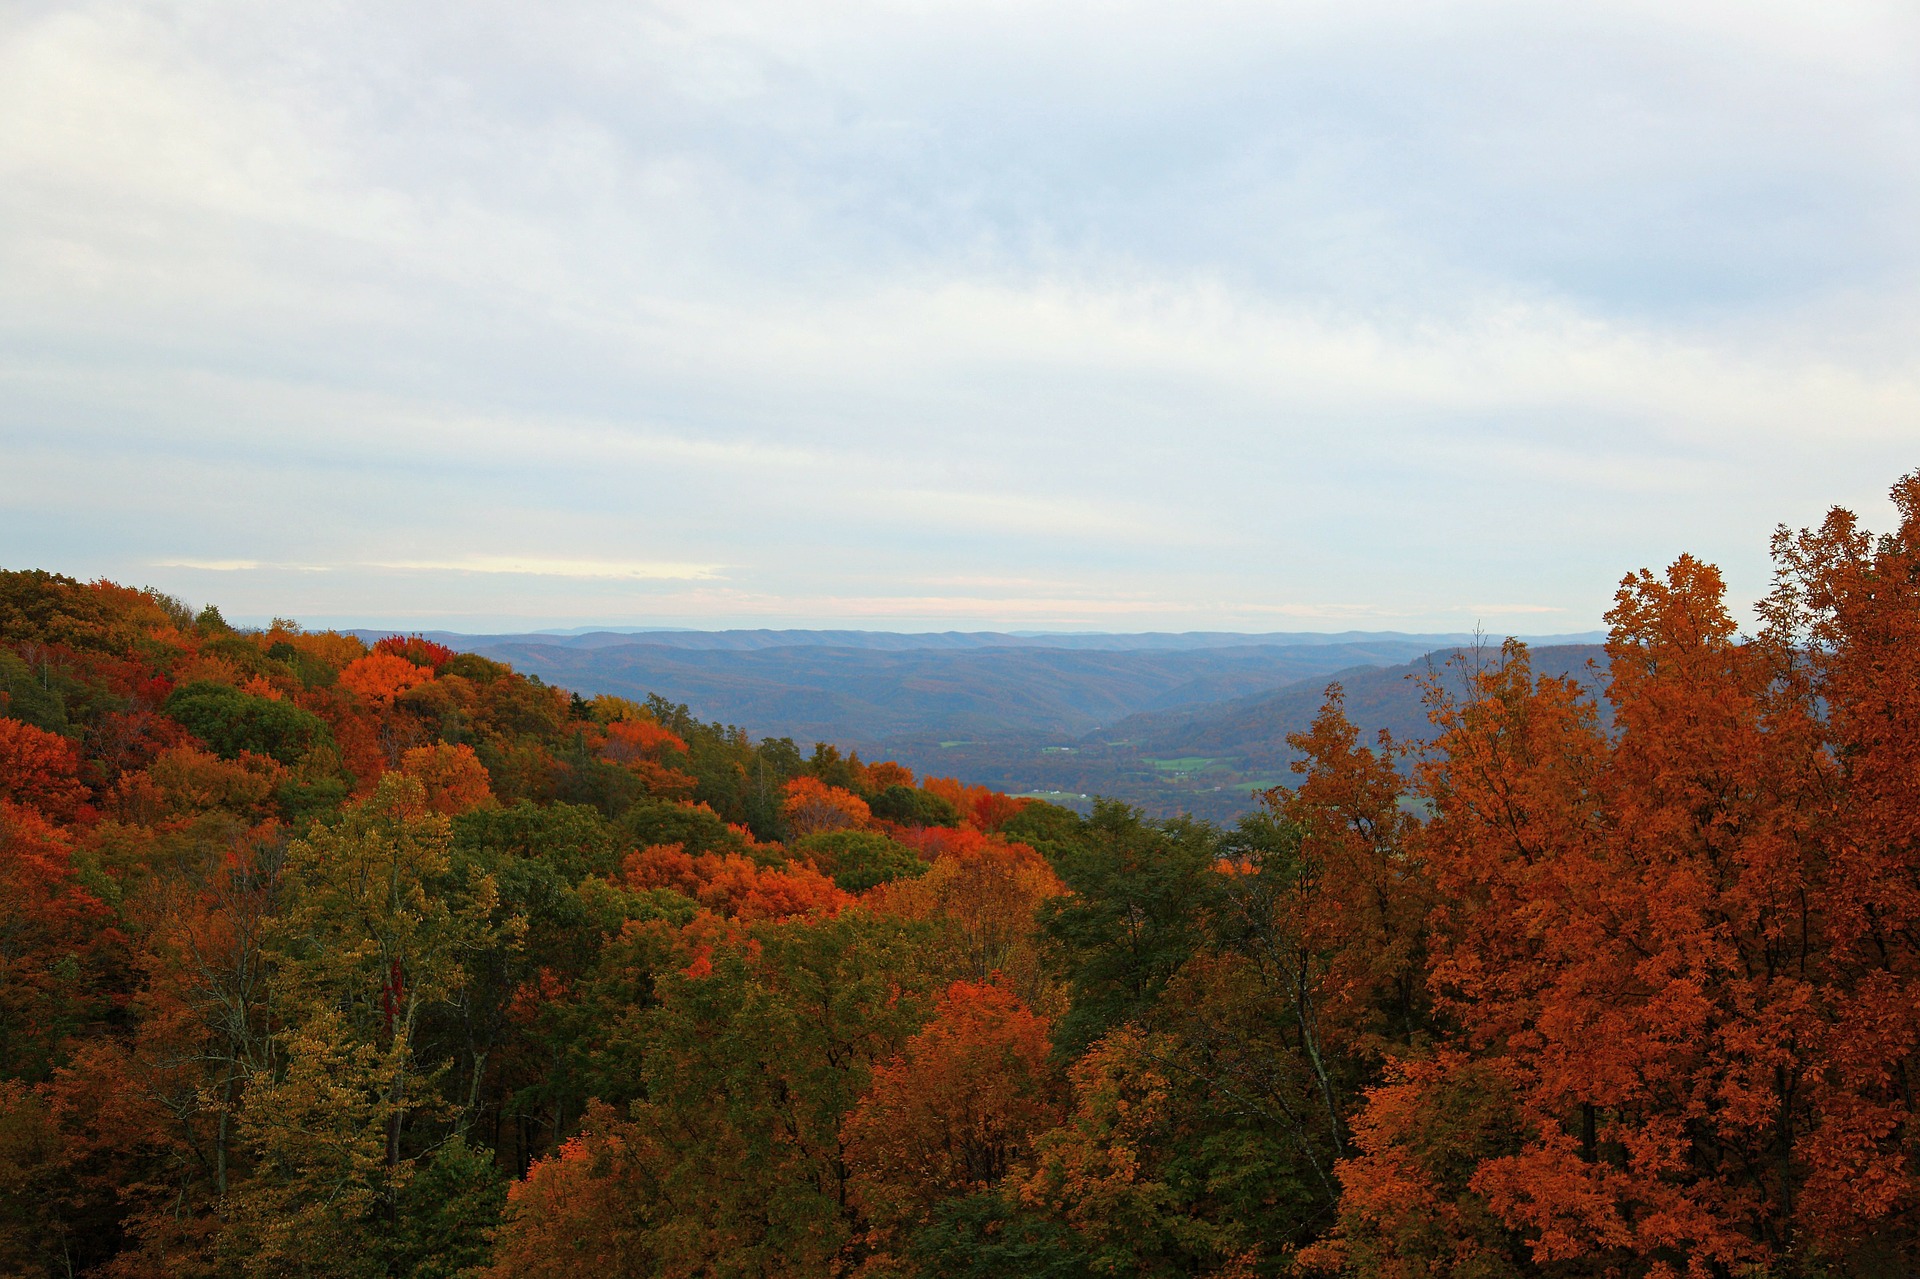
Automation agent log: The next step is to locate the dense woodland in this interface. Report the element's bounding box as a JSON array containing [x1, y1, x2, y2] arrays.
[[4, 475, 1920, 1277]]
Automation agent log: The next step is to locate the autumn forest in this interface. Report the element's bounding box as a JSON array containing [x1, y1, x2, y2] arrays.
[[3, 474, 1920, 1278]]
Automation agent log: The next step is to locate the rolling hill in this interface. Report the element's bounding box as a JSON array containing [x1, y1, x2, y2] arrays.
[[384, 628, 1609, 821]]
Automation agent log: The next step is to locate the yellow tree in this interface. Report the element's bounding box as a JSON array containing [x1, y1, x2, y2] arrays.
[[229, 773, 518, 1275]]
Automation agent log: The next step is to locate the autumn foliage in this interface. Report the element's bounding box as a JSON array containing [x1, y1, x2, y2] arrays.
[[7, 472, 1920, 1277], [338, 650, 434, 704], [845, 979, 1059, 1236], [782, 774, 871, 836], [0, 717, 90, 821]]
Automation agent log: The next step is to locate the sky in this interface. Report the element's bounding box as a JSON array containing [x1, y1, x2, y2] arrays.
[[3, 1, 1917, 633]]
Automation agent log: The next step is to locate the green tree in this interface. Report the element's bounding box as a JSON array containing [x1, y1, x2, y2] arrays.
[[165, 681, 334, 765], [231, 774, 521, 1271], [1042, 802, 1226, 1056], [792, 829, 928, 892]]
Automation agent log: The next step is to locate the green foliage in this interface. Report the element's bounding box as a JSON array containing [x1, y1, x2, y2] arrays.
[[549, 737, 647, 819], [619, 796, 753, 860], [998, 799, 1084, 858], [805, 741, 862, 791], [792, 829, 928, 892], [442, 652, 506, 683], [202, 632, 274, 677], [277, 775, 353, 827], [267, 638, 339, 688], [514, 908, 691, 1118], [870, 782, 963, 828], [452, 801, 620, 884], [0, 570, 117, 652], [164, 680, 334, 765], [905, 1193, 1097, 1279], [642, 695, 804, 838], [392, 1135, 508, 1279], [1042, 801, 1227, 1057], [629, 913, 938, 1273], [224, 1009, 398, 1279], [0, 650, 69, 733]]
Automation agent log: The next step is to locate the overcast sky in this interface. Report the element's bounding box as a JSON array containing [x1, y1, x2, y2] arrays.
[[3, 1, 1916, 633]]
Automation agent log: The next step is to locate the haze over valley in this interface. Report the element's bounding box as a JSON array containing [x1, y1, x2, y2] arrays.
[[385, 626, 1608, 818]]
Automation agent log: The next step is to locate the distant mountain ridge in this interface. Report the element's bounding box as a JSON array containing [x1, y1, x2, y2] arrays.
[[347, 627, 1604, 653], [341, 626, 1611, 819], [426, 639, 1457, 741], [347, 629, 1601, 745], [878, 644, 1613, 820], [1103, 643, 1613, 764]]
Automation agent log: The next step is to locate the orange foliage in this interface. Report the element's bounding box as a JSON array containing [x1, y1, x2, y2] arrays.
[[871, 828, 1063, 1006], [621, 844, 853, 921], [865, 760, 914, 790], [600, 718, 687, 764], [1277, 691, 1430, 1054], [1327, 551, 1857, 1272], [337, 651, 434, 705], [275, 628, 366, 676], [486, 1111, 656, 1279], [0, 801, 117, 1075], [115, 744, 286, 822], [372, 634, 455, 670], [599, 718, 697, 800], [398, 742, 495, 815], [0, 718, 89, 822], [239, 674, 284, 701], [845, 979, 1058, 1231], [1296, 1053, 1522, 1278], [782, 776, 870, 837], [922, 775, 1028, 831], [1763, 477, 1920, 1245]]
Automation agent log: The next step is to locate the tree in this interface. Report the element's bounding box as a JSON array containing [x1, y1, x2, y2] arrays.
[[584, 914, 932, 1276], [1015, 1025, 1246, 1277], [0, 801, 117, 1079], [874, 827, 1065, 1011], [485, 1115, 659, 1279], [792, 829, 928, 893], [1326, 561, 1837, 1275], [784, 775, 872, 837], [1762, 472, 1920, 1259], [338, 653, 435, 706], [400, 742, 496, 816], [0, 717, 89, 821], [164, 680, 334, 765], [1042, 802, 1225, 1056], [844, 979, 1059, 1242], [235, 773, 519, 1258]]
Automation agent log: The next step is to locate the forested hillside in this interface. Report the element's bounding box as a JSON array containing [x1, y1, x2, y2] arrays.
[[420, 635, 1453, 744], [4, 472, 1920, 1277], [396, 631, 1606, 821], [892, 645, 1611, 820]]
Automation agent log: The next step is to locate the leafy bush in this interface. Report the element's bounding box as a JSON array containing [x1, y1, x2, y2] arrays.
[[163, 681, 333, 765], [792, 829, 928, 892], [869, 783, 961, 828]]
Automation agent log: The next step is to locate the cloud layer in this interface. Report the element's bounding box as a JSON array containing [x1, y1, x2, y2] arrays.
[[4, 1, 1916, 630]]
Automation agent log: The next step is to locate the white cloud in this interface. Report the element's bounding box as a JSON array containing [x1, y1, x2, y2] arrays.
[[368, 557, 722, 580], [2, 1, 1917, 631]]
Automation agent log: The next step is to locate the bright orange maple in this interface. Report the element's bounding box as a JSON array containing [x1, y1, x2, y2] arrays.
[[782, 775, 870, 837], [621, 843, 853, 921], [844, 979, 1058, 1231], [0, 718, 89, 822], [338, 651, 434, 705], [398, 742, 495, 815]]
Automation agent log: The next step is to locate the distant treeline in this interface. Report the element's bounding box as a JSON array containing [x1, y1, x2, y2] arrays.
[[3, 470, 1919, 1277]]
